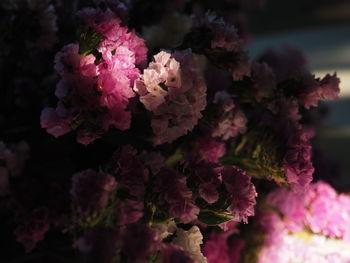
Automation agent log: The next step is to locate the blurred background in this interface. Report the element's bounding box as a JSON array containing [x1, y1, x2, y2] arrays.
[[247, 0, 350, 186]]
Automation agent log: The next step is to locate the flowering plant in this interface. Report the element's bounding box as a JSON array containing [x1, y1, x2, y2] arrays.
[[0, 1, 346, 262]]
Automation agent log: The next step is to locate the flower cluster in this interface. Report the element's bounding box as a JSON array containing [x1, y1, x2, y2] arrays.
[[253, 182, 350, 263], [134, 49, 207, 145], [2, 1, 345, 262], [41, 7, 147, 144]]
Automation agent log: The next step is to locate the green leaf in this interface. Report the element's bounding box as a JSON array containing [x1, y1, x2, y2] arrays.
[[198, 209, 235, 226], [165, 148, 183, 167], [79, 27, 104, 56]]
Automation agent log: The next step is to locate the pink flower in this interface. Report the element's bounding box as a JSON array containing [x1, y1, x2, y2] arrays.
[[134, 50, 207, 145], [197, 137, 226, 163], [203, 233, 231, 263], [219, 166, 257, 223], [78, 7, 147, 67], [154, 167, 199, 223], [251, 62, 276, 102], [212, 91, 247, 140], [40, 105, 72, 138], [319, 73, 340, 100], [54, 44, 98, 77], [283, 124, 314, 192], [196, 14, 251, 80], [41, 7, 147, 144], [113, 145, 148, 199], [115, 199, 144, 225]]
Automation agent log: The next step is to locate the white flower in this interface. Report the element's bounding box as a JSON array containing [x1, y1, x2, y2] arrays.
[[173, 226, 207, 263]]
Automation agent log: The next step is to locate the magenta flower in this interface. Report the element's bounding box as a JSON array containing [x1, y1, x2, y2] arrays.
[[219, 166, 257, 223], [154, 167, 199, 223], [212, 91, 247, 140], [41, 7, 148, 144]]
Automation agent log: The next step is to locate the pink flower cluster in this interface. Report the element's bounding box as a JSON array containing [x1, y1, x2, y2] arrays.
[[283, 124, 314, 192], [255, 182, 350, 262], [41, 8, 147, 144], [300, 73, 340, 109], [134, 50, 207, 145], [212, 91, 247, 140], [251, 62, 276, 102], [185, 159, 257, 223], [203, 233, 245, 263], [267, 181, 350, 239], [154, 167, 200, 223], [220, 166, 257, 223], [197, 14, 251, 80]]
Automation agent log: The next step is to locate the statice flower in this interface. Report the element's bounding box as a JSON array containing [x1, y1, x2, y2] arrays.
[[120, 223, 159, 263], [160, 244, 195, 263], [134, 49, 207, 145], [183, 160, 222, 204], [203, 233, 231, 263], [172, 226, 207, 263], [41, 7, 147, 144], [211, 91, 247, 140], [203, 233, 245, 263], [115, 199, 144, 225], [306, 182, 350, 239], [113, 146, 166, 224], [195, 14, 251, 80], [266, 182, 350, 241], [268, 97, 301, 121], [251, 62, 276, 102], [78, 7, 147, 67], [77, 227, 119, 263], [71, 169, 117, 216], [266, 187, 307, 232], [15, 207, 51, 252], [153, 220, 177, 241], [258, 230, 350, 263], [113, 145, 148, 199], [196, 136, 226, 163], [219, 166, 257, 223], [92, 0, 131, 23], [300, 73, 340, 109], [154, 167, 199, 223], [282, 124, 314, 192]]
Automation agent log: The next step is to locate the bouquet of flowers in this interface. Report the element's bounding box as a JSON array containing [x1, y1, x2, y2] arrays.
[[0, 1, 346, 262]]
